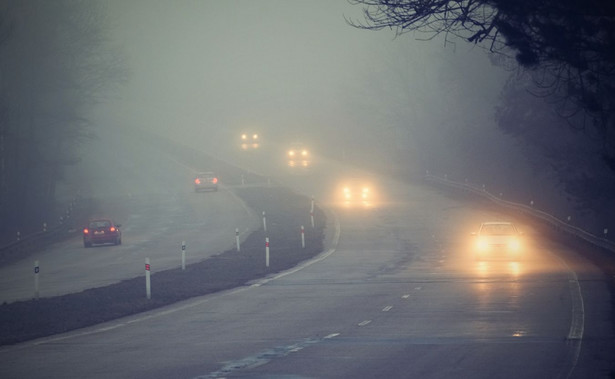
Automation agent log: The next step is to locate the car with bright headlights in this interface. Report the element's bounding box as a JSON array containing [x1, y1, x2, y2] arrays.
[[472, 221, 522, 260], [338, 178, 373, 206], [240, 132, 260, 150], [287, 143, 310, 168]]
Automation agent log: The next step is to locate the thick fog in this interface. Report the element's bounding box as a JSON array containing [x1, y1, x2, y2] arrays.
[[94, 0, 511, 177]]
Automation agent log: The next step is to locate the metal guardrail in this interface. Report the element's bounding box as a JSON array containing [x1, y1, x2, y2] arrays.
[[425, 173, 615, 253], [0, 196, 81, 263]]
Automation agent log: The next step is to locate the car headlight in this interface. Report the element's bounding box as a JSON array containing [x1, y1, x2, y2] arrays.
[[508, 239, 520, 250], [477, 238, 488, 251]]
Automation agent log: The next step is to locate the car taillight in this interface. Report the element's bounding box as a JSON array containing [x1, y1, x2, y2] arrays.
[[195, 178, 201, 184], [83, 228, 89, 234], [110, 227, 116, 232], [213, 177, 218, 184]]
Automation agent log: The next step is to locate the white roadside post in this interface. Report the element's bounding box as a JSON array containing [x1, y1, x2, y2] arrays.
[[181, 241, 186, 270], [605, 228, 609, 239], [310, 196, 315, 228], [241, 174, 245, 186], [235, 228, 240, 252], [301, 225, 305, 248], [42, 222, 47, 232], [265, 237, 270, 267], [145, 258, 151, 299], [34, 260, 40, 300], [262, 211, 267, 232]]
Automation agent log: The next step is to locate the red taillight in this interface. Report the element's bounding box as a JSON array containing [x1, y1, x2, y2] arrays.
[[110, 227, 116, 232], [83, 228, 89, 234], [195, 178, 201, 184], [213, 177, 218, 184]]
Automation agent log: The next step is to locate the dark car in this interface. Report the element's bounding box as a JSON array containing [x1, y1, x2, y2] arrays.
[[83, 219, 122, 248], [194, 172, 219, 192]]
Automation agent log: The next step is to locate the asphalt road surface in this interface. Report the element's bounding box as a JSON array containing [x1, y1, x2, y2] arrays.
[[1, 156, 612, 378], [0, 133, 259, 303]]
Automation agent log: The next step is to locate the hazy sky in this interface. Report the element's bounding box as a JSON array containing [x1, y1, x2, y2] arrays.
[[98, 0, 509, 165]]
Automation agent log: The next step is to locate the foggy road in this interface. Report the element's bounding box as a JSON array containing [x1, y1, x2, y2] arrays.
[[1, 156, 612, 378], [0, 133, 260, 303]]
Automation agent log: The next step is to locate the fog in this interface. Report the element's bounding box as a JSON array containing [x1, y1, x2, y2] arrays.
[[94, 0, 511, 177]]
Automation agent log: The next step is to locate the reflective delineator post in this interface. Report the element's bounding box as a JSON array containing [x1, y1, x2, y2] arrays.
[[145, 258, 151, 299], [265, 237, 270, 267], [241, 174, 245, 186], [42, 222, 47, 232], [310, 196, 315, 228], [301, 225, 305, 248], [181, 241, 186, 270], [34, 260, 40, 300], [235, 228, 240, 252], [262, 211, 267, 232]]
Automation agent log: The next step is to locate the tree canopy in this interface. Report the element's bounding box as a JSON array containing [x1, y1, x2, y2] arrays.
[[348, 0, 615, 170]]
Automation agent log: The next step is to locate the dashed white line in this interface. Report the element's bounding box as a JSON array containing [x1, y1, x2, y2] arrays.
[[358, 320, 372, 326], [382, 305, 393, 312]]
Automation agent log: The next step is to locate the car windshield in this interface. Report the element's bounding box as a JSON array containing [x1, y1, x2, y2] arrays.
[[480, 223, 516, 235], [89, 221, 111, 229]]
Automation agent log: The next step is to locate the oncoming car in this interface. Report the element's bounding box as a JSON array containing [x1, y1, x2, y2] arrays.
[[472, 221, 523, 260], [194, 172, 219, 192], [338, 178, 374, 206], [240, 132, 260, 150], [287, 143, 310, 168], [83, 219, 122, 248]]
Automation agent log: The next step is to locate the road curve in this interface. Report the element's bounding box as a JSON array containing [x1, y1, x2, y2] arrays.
[[0, 133, 259, 303], [0, 170, 612, 378]]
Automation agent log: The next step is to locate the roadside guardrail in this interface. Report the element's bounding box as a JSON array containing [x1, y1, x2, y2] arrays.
[[424, 172, 615, 253], [0, 196, 81, 264]]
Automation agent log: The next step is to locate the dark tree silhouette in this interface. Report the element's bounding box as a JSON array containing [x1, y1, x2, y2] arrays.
[[0, 1, 125, 238], [347, 0, 615, 170]]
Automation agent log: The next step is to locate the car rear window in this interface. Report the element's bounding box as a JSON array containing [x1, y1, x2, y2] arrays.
[[89, 221, 111, 228]]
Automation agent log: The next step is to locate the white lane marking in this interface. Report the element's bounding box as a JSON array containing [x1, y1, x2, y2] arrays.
[[382, 306, 393, 312], [358, 320, 372, 326], [193, 334, 340, 379], [546, 249, 584, 379], [324, 333, 340, 339], [402, 294, 410, 299]]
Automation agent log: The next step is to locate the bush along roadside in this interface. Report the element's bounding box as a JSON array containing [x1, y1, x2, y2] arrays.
[[0, 186, 326, 346]]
